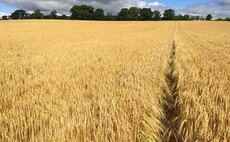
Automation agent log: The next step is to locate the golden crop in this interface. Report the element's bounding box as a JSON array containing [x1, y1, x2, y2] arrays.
[[0, 20, 229, 142], [175, 22, 230, 142]]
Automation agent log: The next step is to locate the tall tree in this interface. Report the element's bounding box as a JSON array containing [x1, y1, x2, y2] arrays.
[[70, 5, 94, 20], [118, 8, 129, 20], [140, 8, 153, 20], [153, 10, 161, 20], [70, 5, 80, 19], [128, 7, 140, 20], [50, 10, 58, 19], [30, 10, 44, 19], [206, 14, 212, 20], [94, 9, 105, 20], [10, 9, 27, 19], [163, 9, 175, 20]]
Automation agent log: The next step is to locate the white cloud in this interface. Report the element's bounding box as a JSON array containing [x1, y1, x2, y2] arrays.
[[178, 0, 230, 18], [149, 1, 165, 7], [137, 1, 166, 9], [0, 12, 9, 18], [1, 0, 168, 14], [137, 1, 148, 8]]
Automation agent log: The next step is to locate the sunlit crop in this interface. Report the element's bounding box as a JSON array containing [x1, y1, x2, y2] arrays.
[[0, 20, 229, 142]]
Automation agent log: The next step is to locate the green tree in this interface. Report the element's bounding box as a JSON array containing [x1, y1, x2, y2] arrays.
[[184, 15, 190, 20], [225, 17, 230, 21], [10, 9, 27, 19], [153, 10, 161, 20], [175, 14, 184, 20], [70, 5, 80, 19], [118, 8, 129, 20], [2, 15, 8, 20], [140, 8, 153, 20], [195, 16, 201, 20], [94, 9, 105, 20], [70, 5, 94, 20], [50, 10, 58, 19], [163, 9, 175, 20], [60, 14, 69, 20], [206, 14, 212, 20], [30, 10, 44, 19], [199, 16, 205, 20], [216, 18, 223, 21], [106, 12, 115, 20], [128, 7, 140, 20], [190, 16, 196, 20]]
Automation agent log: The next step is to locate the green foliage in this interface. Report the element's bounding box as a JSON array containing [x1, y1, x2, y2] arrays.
[[190, 16, 201, 20], [175, 14, 184, 20], [140, 8, 153, 20], [50, 10, 58, 19], [94, 9, 105, 20], [118, 7, 141, 20], [206, 14, 212, 20], [70, 5, 94, 20], [153, 10, 161, 20], [10, 9, 27, 19], [163, 9, 175, 20], [8, 5, 228, 21], [118, 8, 129, 20], [61, 14, 69, 20], [2, 15, 8, 20], [128, 7, 140, 20], [105, 12, 116, 20], [183, 15, 190, 20], [175, 14, 204, 21], [30, 10, 44, 19]]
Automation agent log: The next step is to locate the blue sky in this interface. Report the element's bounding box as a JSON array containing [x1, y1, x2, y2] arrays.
[[0, 0, 229, 18], [157, 0, 208, 8], [0, 3, 16, 13]]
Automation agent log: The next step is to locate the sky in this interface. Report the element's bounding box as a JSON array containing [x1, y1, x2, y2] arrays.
[[0, 0, 229, 18]]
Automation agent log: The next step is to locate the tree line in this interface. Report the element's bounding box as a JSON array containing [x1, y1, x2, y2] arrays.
[[1, 4, 230, 21]]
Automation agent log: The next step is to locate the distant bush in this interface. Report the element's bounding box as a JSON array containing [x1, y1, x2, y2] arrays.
[[1, 15, 8, 20]]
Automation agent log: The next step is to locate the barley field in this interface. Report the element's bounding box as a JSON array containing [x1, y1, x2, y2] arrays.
[[0, 20, 229, 142]]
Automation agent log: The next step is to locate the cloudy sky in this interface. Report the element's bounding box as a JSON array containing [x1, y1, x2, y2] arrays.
[[0, 0, 229, 18]]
